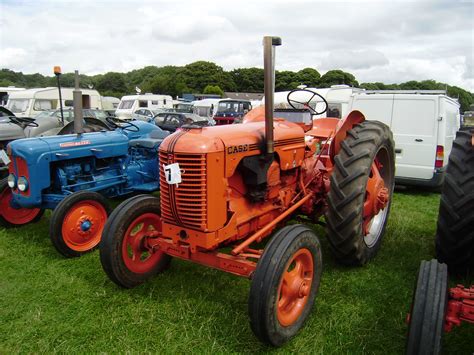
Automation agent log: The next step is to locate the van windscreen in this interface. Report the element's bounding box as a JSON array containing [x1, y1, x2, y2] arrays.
[[7, 99, 30, 113], [118, 100, 134, 109]]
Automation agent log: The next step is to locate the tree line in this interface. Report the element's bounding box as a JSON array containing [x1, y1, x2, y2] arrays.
[[1, 62, 472, 112]]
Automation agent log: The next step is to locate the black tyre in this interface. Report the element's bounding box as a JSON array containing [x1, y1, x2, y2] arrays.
[[50, 191, 110, 258], [435, 129, 474, 272], [406, 259, 448, 355], [248, 224, 322, 346], [0, 177, 44, 228], [326, 120, 395, 265], [100, 195, 172, 288]]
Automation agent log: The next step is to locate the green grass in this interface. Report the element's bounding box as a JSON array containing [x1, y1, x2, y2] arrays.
[[0, 189, 473, 354]]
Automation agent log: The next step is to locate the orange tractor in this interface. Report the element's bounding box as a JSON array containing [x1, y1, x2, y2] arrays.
[[100, 36, 395, 346]]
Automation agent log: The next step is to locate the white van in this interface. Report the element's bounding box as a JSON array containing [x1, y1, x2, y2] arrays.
[[192, 98, 221, 118], [116, 94, 173, 120], [101, 96, 120, 111], [273, 86, 461, 187], [6, 87, 102, 117]]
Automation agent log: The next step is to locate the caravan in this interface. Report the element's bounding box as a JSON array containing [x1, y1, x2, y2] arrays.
[[115, 94, 173, 120], [6, 87, 102, 117], [273, 86, 461, 187]]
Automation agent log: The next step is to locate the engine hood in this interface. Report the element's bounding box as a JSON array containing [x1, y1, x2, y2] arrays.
[[8, 130, 130, 163], [159, 120, 304, 155]]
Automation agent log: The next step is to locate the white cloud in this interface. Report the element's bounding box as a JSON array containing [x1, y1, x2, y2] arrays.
[[321, 50, 389, 70], [0, 0, 472, 91]]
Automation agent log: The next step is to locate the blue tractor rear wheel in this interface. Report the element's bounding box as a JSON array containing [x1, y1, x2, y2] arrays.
[[50, 191, 111, 258]]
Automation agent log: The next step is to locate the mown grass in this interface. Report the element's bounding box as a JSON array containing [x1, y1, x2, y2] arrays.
[[0, 189, 472, 354]]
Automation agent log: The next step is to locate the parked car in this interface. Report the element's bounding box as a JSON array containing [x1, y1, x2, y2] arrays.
[[0, 108, 112, 178], [153, 112, 214, 132], [132, 108, 167, 121]]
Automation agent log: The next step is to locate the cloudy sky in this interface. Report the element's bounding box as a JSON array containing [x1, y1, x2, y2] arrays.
[[1, 0, 473, 91]]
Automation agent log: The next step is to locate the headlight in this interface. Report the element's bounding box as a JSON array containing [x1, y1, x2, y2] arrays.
[[7, 174, 16, 188], [17, 176, 28, 192]]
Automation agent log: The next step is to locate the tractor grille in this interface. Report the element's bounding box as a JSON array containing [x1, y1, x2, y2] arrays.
[[159, 151, 207, 230]]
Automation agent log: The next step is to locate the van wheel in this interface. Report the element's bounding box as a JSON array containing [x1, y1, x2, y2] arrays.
[[326, 120, 395, 265], [436, 129, 474, 272], [406, 260, 448, 355]]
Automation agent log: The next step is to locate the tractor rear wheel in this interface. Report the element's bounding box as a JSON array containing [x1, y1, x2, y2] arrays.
[[100, 195, 172, 288], [0, 177, 44, 228], [248, 224, 322, 346], [50, 191, 110, 258], [406, 259, 448, 355], [435, 129, 474, 272], [326, 120, 395, 265]]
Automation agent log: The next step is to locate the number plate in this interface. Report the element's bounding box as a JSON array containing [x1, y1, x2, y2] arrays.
[[163, 163, 182, 185], [0, 150, 11, 165]]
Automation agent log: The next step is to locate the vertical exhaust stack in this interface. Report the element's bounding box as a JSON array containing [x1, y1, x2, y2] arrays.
[[73, 70, 84, 134], [263, 36, 282, 155]]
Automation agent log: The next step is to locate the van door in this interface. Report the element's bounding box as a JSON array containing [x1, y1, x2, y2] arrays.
[[351, 94, 394, 127], [390, 96, 438, 180]]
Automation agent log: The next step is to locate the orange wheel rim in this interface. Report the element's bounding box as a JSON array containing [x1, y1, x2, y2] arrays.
[[277, 248, 314, 326], [0, 187, 42, 224], [61, 200, 107, 252], [122, 213, 164, 274]]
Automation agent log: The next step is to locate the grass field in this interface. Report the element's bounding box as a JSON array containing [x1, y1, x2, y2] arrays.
[[0, 188, 473, 354]]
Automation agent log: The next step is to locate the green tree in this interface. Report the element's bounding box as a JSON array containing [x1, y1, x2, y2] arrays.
[[203, 85, 224, 97], [230, 68, 264, 92], [296, 68, 320, 87], [318, 70, 358, 87], [95, 72, 128, 97]]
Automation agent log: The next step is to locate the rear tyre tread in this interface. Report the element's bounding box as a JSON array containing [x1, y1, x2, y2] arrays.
[[435, 129, 474, 272], [326, 120, 395, 265]]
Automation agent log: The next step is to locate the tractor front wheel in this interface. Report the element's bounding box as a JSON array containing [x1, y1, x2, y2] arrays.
[[248, 224, 322, 346], [406, 259, 448, 355], [0, 177, 44, 228], [100, 195, 172, 288], [326, 120, 395, 265], [50, 191, 110, 258]]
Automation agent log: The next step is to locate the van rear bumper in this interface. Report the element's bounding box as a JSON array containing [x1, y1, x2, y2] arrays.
[[395, 167, 446, 188]]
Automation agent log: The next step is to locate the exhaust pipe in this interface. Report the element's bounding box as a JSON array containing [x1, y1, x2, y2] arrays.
[[73, 70, 84, 134], [263, 36, 281, 155]]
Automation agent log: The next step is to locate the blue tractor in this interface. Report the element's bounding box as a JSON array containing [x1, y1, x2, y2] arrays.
[[0, 118, 167, 257]]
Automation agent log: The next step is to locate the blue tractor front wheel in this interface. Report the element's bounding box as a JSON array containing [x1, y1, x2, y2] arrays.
[[50, 191, 111, 258]]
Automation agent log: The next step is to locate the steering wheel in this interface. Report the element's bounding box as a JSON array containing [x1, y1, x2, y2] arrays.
[[8, 116, 39, 127], [106, 116, 139, 132], [287, 88, 328, 115]]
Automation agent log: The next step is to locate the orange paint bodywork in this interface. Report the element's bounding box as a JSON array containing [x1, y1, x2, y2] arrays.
[[149, 109, 381, 277]]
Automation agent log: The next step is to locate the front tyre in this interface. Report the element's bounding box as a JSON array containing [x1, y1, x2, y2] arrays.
[[248, 225, 322, 346], [406, 259, 448, 355], [50, 191, 110, 258], [100, 195, 172, 288], [326, 120, 395, 265], [0, 177, 44, 228]]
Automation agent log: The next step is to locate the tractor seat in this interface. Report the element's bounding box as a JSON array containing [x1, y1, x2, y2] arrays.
[[128, 129, 169, 149]]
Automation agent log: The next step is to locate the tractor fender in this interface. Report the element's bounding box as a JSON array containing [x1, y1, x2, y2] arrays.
[[307, 110, 365, 161], [332, 110, 365, 157]]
